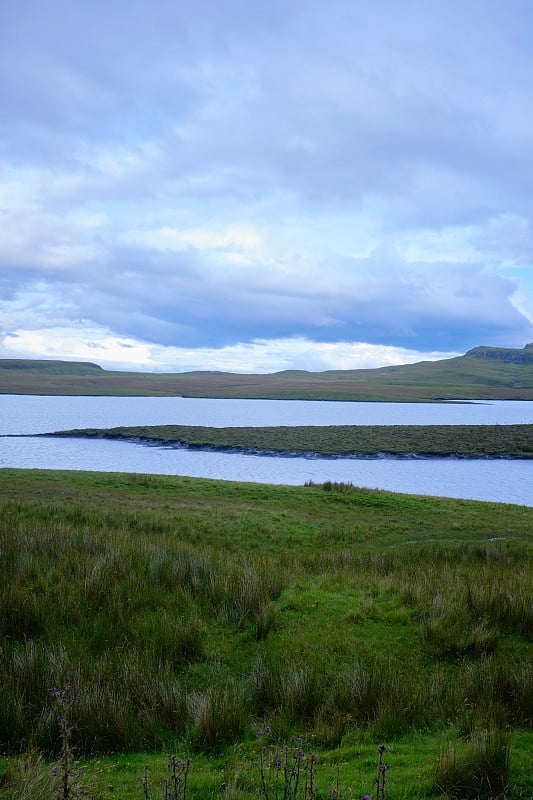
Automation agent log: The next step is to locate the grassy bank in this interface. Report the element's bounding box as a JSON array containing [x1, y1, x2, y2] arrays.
[[47, 422, 533, 457], [0, 470, 531, 798]]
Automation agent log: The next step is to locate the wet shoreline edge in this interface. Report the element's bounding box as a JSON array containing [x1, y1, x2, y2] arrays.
[[25, 432, 533, 460]]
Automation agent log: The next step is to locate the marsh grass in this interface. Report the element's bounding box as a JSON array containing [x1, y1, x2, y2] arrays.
[[250, 658, 327, 731], [432, 730, 510, 799], [206, 558, 284, 631], [0, 471, 530, 784], [422, 606, 499, 658], [462, 659, 533, 728], [0, 750, 54, 800], [133, 612, 206, 667], [188, 680, 250, 751]]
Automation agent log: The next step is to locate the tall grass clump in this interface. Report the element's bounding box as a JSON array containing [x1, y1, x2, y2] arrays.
[[422, 604, 499, 658], [0, 584, 44, 641], [250, 658, 326, 729], [464, 577, 533, 639], [330, 661, 439, 737], [432, 729, 510, 799], [461, 658, 533, 728], [188, 679, 250, 751], [200, 556, 283, 631], [133, 612, 205, 667], [0, 750, 55, 800], [397, 550, 532, 659]]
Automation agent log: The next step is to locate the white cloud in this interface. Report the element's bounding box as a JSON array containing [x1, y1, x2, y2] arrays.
[[125, 224, 262, 255], [0, 325, 459, 374], [0, 203, 104, 270]]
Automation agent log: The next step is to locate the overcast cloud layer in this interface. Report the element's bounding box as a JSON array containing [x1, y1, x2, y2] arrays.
[[1, 0, 533, 372]]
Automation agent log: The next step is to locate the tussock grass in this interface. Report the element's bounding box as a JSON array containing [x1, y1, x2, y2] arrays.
[[189, 680, 250, 751], [250, 657, 326, 727], [0, 750, 54, 800], [432, 730, 510, 799]]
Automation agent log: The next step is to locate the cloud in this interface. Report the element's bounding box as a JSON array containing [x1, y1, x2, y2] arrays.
[[1, 0, 533, 371], [2, 233, 528, 355], [0, 325, 459, 373]]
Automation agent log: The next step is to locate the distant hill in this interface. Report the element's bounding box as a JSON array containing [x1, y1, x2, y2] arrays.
[[465, 343, 533, 364], [1, 344, 533, 401], [0, 359, 103, 375]]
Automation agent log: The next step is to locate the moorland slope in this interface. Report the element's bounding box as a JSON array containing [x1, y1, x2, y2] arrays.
[[2, 343, 533, 400]]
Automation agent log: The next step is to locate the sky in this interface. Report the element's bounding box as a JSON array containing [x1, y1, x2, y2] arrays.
[[1, 0, 533, 373]]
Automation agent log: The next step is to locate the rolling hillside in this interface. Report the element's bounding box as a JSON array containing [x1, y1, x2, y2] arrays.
[[1, 343, 533, 400]]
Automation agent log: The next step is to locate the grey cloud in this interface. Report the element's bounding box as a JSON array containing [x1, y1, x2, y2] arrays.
[[3, 0, 533, 219], [1, 0, 533, 361], [2, 241, 529, 352]]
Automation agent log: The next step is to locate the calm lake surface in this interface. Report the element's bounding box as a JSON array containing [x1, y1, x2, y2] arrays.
[[1, 395, 532, 506]]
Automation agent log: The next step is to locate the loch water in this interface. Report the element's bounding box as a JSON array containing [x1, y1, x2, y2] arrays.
[[1, 395, 532, 506]]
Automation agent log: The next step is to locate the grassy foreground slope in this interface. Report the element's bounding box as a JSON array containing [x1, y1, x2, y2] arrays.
[[2, 343, 533, 399], [0, 470, 531, 798], [49, 422, 533, 457]]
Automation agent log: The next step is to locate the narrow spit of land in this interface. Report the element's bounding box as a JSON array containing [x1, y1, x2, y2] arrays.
[[45, 422, 533, 458]]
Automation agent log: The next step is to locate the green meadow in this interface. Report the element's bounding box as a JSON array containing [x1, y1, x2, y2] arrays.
[[0, 469, 531, 798]]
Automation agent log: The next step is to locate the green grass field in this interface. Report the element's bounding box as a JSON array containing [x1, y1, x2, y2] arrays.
[[0, 469, 531, 798], [48, 422, 533, 457]]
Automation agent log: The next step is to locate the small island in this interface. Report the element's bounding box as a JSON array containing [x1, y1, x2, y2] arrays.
[[45, 422, 533, 458]]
